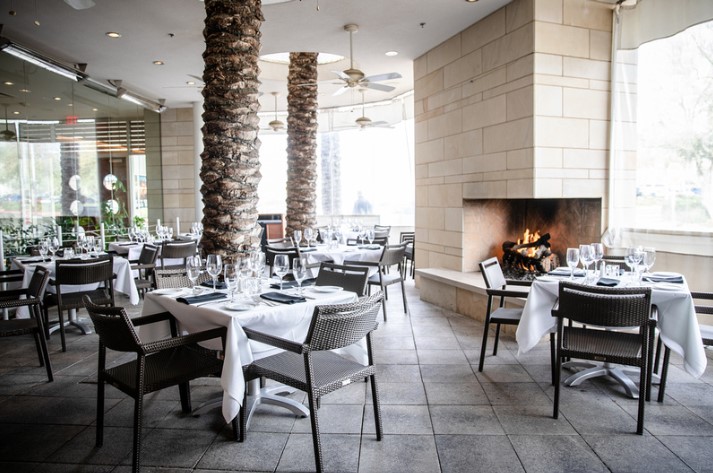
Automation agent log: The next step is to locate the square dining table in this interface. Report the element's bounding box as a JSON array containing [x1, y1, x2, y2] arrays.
[[141, 286, 360, 423], [516, 271, 707, 393]]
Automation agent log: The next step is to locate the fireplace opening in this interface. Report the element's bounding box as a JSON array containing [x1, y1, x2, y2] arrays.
[[502, 230, 559, 279]]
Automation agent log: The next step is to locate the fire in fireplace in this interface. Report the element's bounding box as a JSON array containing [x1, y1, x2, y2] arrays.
[[502, 228, 558, 278]]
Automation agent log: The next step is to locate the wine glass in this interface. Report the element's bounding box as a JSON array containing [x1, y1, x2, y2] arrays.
[[273, 254, 290, 291], [293, 230, 302, 248], [579, 244, 594, 282], [223, 263, 238, 302], [292, 257, 307, 296], [366, 228, 375, 246], [303, 227, 314, 248], [186, 255, 202, 293], [566, 247, 580, 280], [48, 237, 60, 260], [206, 254, 222, 292], [624, 246, 644, 284], [38, 240, 48, 260], [251, 251, 267, 288], [591, 242, 604, 277], [642, 247, 656, 274]]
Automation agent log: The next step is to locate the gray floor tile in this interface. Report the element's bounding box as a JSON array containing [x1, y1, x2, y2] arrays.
[[376, 364, 421, 383], [277, 433, 361, 472], [369, 382, 427, 405], [197, 431, 288, 471], [510, 435, 608, 472], [657, 435, 713, 473], [364, 405, 433, 435], [429, 405, 504, 435], [482, 382, 551, 406], [423, 381, 489, 405], [420, 364, 477, 384], [359, 434, 440, 473], [493, 404, 578, 435], [584, 434, 695, 473], [292, 403, 364, 434], [136, 428, 218, 469], [435, 434, 525, 473], [417, 349, 469, 365], [474, 364, 534, 383]]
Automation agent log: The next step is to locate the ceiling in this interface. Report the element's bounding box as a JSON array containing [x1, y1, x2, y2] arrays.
[[0, 0, 511, 116]]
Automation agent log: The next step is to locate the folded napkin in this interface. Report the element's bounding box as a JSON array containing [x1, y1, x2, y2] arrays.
[[299, 247, 317, 252], [643, 275, 684, 284], [358, 245, 381, 250], [260, 291, 306, 304], [270, 278, 316, 289], [18, 257, 50, 264], [596, 277, 620, 287], [549, 268, 585, 277], [176, 292, 227, 305], [117, 242, 136, 246], [201, 280, 227, 290]]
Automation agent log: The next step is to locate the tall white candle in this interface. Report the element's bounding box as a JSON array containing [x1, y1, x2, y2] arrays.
[[157, 219, 161, 229], [176, 217, 180, 234], [100, 223, 106, 251]]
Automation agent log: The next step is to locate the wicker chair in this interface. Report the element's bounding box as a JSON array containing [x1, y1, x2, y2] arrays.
[[243, 293, 384, 473], [130, 244, 159, 297], [43, 254, 116, 352], [83, 296, 226, 473], [656, 291, 712, 402], [315, 262, 369, 296], [373, 224, 391, 239], [159, 240, 197, 269], [153, 268, 210, 289], [0, 266, 53, 381], [265, 247, 300, 279], [266, 237, 294, 249], [399, 232, 415, 279], [477, 257, 537, 372], [552, 281, 655, 434]]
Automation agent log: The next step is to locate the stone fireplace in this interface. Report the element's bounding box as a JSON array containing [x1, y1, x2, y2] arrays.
[[463, 198, 602, 272]]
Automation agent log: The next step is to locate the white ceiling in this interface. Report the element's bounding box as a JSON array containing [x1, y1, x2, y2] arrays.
[[0, 0, 511, 114]]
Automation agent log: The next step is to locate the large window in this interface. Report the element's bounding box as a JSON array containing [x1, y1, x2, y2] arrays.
[[631, 21, 713, 233]]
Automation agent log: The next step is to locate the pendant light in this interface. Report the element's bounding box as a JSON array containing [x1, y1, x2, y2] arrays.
[[0, 105, 16, 141], [268, 92, 285, 131], [355, 89, 372, 128]]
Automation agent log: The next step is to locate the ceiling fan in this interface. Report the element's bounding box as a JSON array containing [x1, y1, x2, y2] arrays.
[[0, 105, 16, 141], [267, 92, 285, 131], [332, 24, 401, 96], [63, 0, 96, 10], [353, 90, 390, 129]]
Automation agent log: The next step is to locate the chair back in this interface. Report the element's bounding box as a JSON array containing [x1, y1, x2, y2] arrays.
[[0, 268, 24, 286], [556, 281, 652, 328], [371, 236, 389, 246], [55, 254, 114, 287], [27, 265, 50, 299], [374, 225, 390, 236], [479, 257, 507, 290], [154, 268, 210, 289], [83, 295, 141, 352], [305, 293, 383, 351], [315, 262, 369, 296], [138, 244, 159, 265], [399, 232, 415, 245], [160, 240, 197, 268], [265, 247, 300, 274], [379, 243, 407, 267], [691, 291, 713, 316], [266, 237, 294, 249]]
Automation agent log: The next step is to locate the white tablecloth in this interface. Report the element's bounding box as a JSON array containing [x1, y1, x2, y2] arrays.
[[303, 244, 383, 277], [516, 276, 706, 378], [12, 255, 140, 317], [108, 241, 186, 270], [141, 288, 359, 423]]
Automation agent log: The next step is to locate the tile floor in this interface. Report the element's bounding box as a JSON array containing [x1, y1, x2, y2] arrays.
[[1, 280, 712, 472]]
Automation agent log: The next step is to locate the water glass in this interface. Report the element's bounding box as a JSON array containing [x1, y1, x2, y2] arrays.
[[566, 247, 580, 280], [49, 237, 60, 260], [206, 254, 222, 292], [293, 230, 302, 248], [591, 242, 604, 277], [224, 263, 238, 302], [292, 257, 307, 296], [303, 227, 314, 248], [274, 254, 290, 291], [643, 247, 656, 274], [186, 255, 202, 294], [579, 244, 594, 282]]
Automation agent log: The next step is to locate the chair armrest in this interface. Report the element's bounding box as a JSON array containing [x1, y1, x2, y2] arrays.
[[506, 279, 532, 287], [243, 327, 306, 354], [131, 311, 174, 327], [551, 299, 560, 317], [342, 260, 380, 268], [486, 288, 529, 298], [0, 288, 29, 299], [649, 304, 659, 326], [131, 263, 156, 270], [142, 326, 227, 354]]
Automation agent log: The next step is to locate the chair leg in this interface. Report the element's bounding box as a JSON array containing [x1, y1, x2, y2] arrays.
[[553, 348, 562, 419], [657, 347, 671, 403], [400, 280, 408, 314], [306, 389, 323, 473], [492, 323, 501, 356], [96, 377, 105, 447], [380, 290, 388, 322], [132, 394, 144, 473], [549, 332, 556, 386], [478, 318, 490, 372], [370, 374, 383, 441], [636, 359, 647, 435], [57, 308, 67, 352], [178, 382, 192, 413]]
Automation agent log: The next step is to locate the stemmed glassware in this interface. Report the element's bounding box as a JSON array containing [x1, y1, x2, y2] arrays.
[[186, 255, 202, 294], [223, 263, 238, 302], [366, 228, 375, 246], [624, 246, 644, 284], [579, 244, 594, 282], [292, 257, 307, 296], [206, 254, 222, 292], [591, 242, 604, 278], [250, 251, 266, 287], [566, 247, 580, 280], [38, 240, 48, 260], [273, 254, 290, 291], [303, 227, 314, 248], [293, 230, 302, 248], [642, 247, 656, 275], [48, 237, 60, 260]]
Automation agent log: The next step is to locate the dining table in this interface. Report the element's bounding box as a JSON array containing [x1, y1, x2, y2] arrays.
[[107, 241, 187, 270], [516, 269, 706, 397], [141, 285, 360, 424], [300, 243, 383, 276]]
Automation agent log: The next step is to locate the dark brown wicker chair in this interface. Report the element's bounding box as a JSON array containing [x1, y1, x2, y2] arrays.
[[400, 231, 415, 279], [153, 268, 210, 289], [656, 291, 712, 402], [478, 257, 542, 372], [83, 295, 227, 473], [0, 266, 53, 381], [315, 262, 369, 296], [552, 281, 655, 435], [159, 240, 197, 269], [265, 247, 300, 279], [345, 243, 408, 321], [243, 293, 384, 473], [44, 254, 116, 352], [130, 244, 159, 297]]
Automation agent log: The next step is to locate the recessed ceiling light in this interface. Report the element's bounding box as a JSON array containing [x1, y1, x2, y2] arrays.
[[92, 108, 98, 112], [465, 0, 478, 2], [187, 81, 196, 85], [19, 88, 30, 93], [12, 111, 19, 115], [153, 60, 164, 65], [106, 32, 121, 38], [34, 20, 40, 26], [53, 97, 61, 101], [3, 81, 13, 85], [68, 103, 73, 107], [385, 51, 398, 57]]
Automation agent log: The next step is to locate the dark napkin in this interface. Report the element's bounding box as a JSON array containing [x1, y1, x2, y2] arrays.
[[201, 280, 227, 290], [17, 257, 51, 264], [270, 278, 316, 289], [643, 275, 684, 284], [549, 268, 585, 277], [176, 292, 227, 305], [299, 247, 317, 252], [260, 291, 306, 304], [596, 277, 620, 287]]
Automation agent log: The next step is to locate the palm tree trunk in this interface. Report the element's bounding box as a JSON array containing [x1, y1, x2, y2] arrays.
[[201, 0, 263, 256], [285, 52, 319, 237]]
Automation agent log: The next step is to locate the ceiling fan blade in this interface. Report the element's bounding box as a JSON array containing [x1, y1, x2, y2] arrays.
[[362, 82, 395, 93], [332, 70, 351, 81], [332, 86, 349, 96], [63, 0, 96, 10], [187, 74, 205, 84], [363, 72, 402, 83]]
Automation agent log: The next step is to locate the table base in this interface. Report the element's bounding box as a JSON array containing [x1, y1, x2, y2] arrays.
[[563, 361, 660, 399], [244, 380, 309, 428], [48, 309, 93, 336]]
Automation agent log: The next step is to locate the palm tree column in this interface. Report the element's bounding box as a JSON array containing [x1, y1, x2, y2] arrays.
[[200, 0, 263, 256], [285, 52, 319, 237]]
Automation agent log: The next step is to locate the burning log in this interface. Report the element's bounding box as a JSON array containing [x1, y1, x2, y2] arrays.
[[502, 232, 553, 274]]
